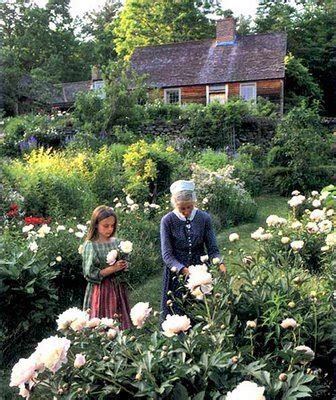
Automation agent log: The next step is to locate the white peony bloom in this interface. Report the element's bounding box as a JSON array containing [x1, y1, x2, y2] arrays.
[[200, 255, 209, 263], [191, 287, 204, 300], [311, 191, 319, 196], [290, 240, 304, 251], [106, 249, 118, 265], [56, 307, 89, 331], [326, 232, 336, 247], [291, 221, 302, 230], [281, 237, 290, 244], [251, 227, 265, 240], [280, 318, 297, 329], [126, 195, 134, 205], [266, 215, 280, 227], [56, 225, 66, 232], [291, 190, 300, 196], [310, 209, 326, 222], [74, 353, 86, 368], [321, 245, 330, 252], [28, 241, 38, 252], [226, 381, 265, 400], [306, 222, 319, 234], [326, 209, 334, 217], [75, 231, 85, 238], [101, 318, 117, 328], [37, 224, 51, 237], [107, 328, 118, 339], [186, 264, 213, 293], [56, 256, 62, 262], [246, 320, 257, 329], [318, 220, 332, 234], [229, 233, 239, 242], [319, 191, 329, 201], [22, 224, 34, 233], [119, 240, 133, 254], [288, 195, 305, 208], [68, 228, 74, 233], [260, 233, 273, 241], [10, 357, 38, 387], [76, 224, 87, 232], [115, 202, 122, 208], [295, 345, 315, 363], [86, 318, 101, 328], [161, 314, 191, 337], [34, 336, 71, 373], [113, 197, 119, 202], [78, 245, 84, 255], [212, 257, 220, 265], [312, 199, 321, 208], [130, 204, 139, 212], [130, 302, 152, 328]]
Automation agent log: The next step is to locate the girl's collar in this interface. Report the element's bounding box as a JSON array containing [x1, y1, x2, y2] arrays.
[[173, 208, 198, 221]]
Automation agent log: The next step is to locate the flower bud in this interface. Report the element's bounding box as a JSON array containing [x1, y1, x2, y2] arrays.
[[231, 356, 239, 364], [103, 356, 109, 361], [279, 373, 287, 382], [288, 301, 296, 308], [135, 373, 142, 381]]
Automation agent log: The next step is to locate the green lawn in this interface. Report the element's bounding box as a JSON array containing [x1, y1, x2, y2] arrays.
[[130, 195, 289, 310]]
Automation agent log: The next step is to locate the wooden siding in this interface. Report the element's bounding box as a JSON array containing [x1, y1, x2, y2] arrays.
[[181, 86, 206, 104]]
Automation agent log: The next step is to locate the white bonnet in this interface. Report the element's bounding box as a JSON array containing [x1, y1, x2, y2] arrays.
[[170, 180, 195, 195]]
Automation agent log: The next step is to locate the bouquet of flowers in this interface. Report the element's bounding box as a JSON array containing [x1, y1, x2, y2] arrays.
[[106, 240, 133, 285]]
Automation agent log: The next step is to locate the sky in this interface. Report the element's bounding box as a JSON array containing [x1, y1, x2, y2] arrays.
[[34, 0, 260, 19]]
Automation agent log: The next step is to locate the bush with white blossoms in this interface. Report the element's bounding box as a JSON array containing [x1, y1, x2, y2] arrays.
[[251, 188, 335, 273], [10, 247, 332, 399]]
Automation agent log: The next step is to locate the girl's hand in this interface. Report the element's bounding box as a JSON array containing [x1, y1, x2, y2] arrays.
[[113, 260, 128, 273]]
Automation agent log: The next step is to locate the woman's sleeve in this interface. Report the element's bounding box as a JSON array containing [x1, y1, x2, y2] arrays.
[[204, 214, 221, 261], [160, 217, 185, 273], [82, 241, 103, 284]]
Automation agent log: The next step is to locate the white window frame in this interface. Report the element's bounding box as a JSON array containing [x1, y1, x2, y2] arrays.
[[240, 82, 257, 102], [206, 84, 228, 105], [164, 88, 181, 105]]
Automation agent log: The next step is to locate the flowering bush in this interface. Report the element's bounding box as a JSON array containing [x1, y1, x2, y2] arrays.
[[250, 188, 335, 273], [192, 163, 257, 226], [10, 249, 332, 399]]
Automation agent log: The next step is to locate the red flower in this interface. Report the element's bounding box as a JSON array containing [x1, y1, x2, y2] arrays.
[[24, 216, 52, 225], [6, 203, 19, 218]]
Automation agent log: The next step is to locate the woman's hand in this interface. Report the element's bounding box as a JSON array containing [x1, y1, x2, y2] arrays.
[[219, 263, 227, 274]]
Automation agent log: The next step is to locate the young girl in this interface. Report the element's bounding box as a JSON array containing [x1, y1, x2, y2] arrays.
[[82, 205, 131, 329]]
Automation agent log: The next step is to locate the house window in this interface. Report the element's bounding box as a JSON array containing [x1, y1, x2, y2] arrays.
[[240, 83, 256, 102], [207, 84, 228, 104], [164, 88, 181, 105]]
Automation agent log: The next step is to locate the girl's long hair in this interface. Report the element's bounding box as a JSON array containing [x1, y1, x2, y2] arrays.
[[86, 205, 118, 241]]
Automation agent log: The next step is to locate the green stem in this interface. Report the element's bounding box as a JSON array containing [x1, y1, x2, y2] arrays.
[[203, 295, 212, 324]]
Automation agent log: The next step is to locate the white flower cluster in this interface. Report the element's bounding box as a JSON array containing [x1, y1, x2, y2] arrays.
[[130, 302, 152, 329], [185, 264, 213, 300], [161, 314, 191, 337], [266, 215, 287, 227], [226, 381, 265, 400], [251, 227, 272, 241]]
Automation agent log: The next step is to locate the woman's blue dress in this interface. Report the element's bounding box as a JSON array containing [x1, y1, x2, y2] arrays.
[[160, 209, 221, 320]]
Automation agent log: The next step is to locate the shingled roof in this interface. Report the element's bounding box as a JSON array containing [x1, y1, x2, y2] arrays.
[[50, 81, 92, 106], [130, 32, 287, 88]]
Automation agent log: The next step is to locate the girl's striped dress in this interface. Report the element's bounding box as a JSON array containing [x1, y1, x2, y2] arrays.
[[82, 238, 131, 330]]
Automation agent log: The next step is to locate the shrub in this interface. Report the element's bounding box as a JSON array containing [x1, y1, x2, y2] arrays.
[[197, 149, 229, 171], [266, 103, 333, 195], [123, 139, 181, 202], [192, 163, 257, 226]]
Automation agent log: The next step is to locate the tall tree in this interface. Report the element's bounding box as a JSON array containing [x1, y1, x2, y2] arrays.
[[80, 0, 121, 67], [0, 0, 94, 114], [113, 0, 221, 60], [254, 0, 336, 115]]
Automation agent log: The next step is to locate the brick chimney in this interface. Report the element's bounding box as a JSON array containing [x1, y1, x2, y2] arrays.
[[216, 18, 237, 45]]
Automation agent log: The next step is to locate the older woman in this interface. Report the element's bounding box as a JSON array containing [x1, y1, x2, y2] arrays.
[[160, 180, 226, 320]]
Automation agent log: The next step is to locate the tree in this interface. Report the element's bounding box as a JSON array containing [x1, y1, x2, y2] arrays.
[[284, 53, 322, 111], [113, 0, 221, 60], [254, 0, 336, 115], [0, 0, 94, 114], [80, 0, 121, 67]]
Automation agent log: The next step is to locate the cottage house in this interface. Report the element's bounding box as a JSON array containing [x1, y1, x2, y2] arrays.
[[131, 18, 287, 112]]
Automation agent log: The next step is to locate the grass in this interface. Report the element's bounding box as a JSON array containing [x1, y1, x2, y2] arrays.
[[130, 194, 289, 310]]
